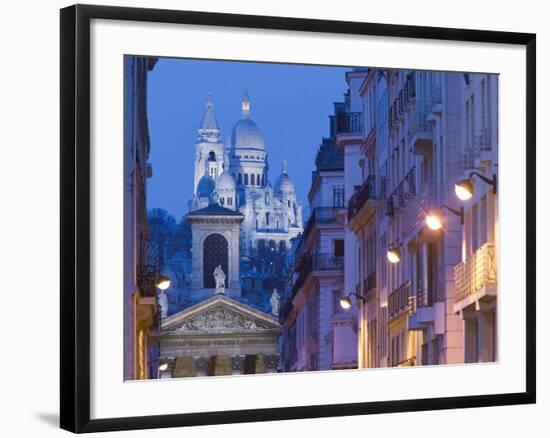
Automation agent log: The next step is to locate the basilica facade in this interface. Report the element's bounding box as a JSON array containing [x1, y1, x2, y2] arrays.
[[189, 92, 303, 260]]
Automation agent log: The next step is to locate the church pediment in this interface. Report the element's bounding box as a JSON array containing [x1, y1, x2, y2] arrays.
[[161, 294, 281, 334]]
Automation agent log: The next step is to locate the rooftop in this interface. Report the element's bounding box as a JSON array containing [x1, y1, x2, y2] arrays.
[[187, 203, 243, 217]]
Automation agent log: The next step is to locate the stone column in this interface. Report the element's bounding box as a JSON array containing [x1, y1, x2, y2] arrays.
[[231, 355, 246, 375], [478, 309, 495, 362], [173, 356, 197, 378], [190, 228, 203, 291], [230, 226, 241, 296], [195, 356, 210, 377], [421, 242, 429, 305], [255, 355, 266, 374], [463, 309, 478, 363], [263, 354, 279, 373]]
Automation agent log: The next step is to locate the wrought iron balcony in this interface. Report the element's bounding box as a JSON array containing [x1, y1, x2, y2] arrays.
[[292, 253, 344, 295], [474, 127, 492, 152], [302, 207, 341, 242], [408, 98, 434, 155], [348, 175, 377, 222], [416, 287, 433, 308], [137, 265, 161, 298], [388, 280, 413, 320], [454, 243, 497, 302], [401, 181, 436, 236], [311, 253, 344, 271], [461, 128, 494, 170], [396, 356, 417, 367], [405, 72, 416, 103], [336, 111, 363, 135], [385, 166, 417, 218], [363, 271, 377, 294], [362, 125, 377, 156]]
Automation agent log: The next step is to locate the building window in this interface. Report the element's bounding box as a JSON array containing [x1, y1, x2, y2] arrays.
[[265, 212, 270, 226], [250, 174, 255, 185], [257, 174, 261, 186], [238, 174, 242, 185], [333, 186, 345, 207], [265, 192, 270, 205], [257, 239, 266, 255], [244, 173, 249, 185], [333, 239, 344, 258]]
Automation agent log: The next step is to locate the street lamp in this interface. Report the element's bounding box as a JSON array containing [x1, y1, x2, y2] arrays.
[[155, 275, 171, 290], [425, 205, 464, 231], [387, 246, 401, 264], [158, 362, 168, 372], [340, 292, 366, 310], [454, 171, 497, 201]]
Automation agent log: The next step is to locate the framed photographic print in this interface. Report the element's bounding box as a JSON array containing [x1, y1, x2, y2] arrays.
[[60, 4, 536, 433]]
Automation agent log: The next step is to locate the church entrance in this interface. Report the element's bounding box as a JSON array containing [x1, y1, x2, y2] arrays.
[[203, 233, 229, 288]]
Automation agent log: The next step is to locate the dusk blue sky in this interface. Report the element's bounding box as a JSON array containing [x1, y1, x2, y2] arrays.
[[146, 57, 350, 220]]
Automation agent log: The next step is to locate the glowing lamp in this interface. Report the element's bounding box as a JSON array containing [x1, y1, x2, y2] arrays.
[[426, 213, 443, 231], [340, 296, 352, 310], [155, 275, 171, 290], [454, 179, 474, 201], [387, 248, 401, 264]]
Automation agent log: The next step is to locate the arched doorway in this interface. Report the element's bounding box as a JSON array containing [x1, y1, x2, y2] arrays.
[[203, 233, 229, 288]]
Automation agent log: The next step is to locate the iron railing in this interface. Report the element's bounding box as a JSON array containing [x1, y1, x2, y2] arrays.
[[336, 111, 363, 135], [416, 287, 433, 308], [475, 127, 492, 151], [407, 98, 433, 142], [461, 128, 493, 170], [388, 280, 413, 319], [386, 166, 417, 217], [454, 243, 497, 302], [396, 356, 417, 367], [401, 181, 436, 236], [292, 253, 344, 295], [348, 175, 377, 221], [302, 207, 340, 242], [137, 264, 161, 298], [364, 271, 377, 293]]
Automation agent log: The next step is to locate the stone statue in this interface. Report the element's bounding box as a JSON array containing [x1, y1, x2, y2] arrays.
[[213, 264, 226, 291], [158, 289, 169, 319], [270, 288, 281, 316]]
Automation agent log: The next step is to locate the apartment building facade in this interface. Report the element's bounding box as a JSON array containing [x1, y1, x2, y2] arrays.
[[281, 101, 357, 371], [281, 67, 498, 373], [348, 68, 494, 369], [453, 73, 499, 363]]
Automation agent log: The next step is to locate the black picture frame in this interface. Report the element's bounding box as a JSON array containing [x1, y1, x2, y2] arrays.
[[60, 4, 536, 433]]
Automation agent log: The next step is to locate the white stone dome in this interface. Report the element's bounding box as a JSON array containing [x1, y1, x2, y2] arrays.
[[274, 173, 295, 194], [216, 170, 236, 191], [231, 118, 265, 151], [274, 160, 295, 194], [197, 174, 215, 198]]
